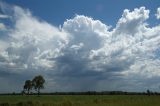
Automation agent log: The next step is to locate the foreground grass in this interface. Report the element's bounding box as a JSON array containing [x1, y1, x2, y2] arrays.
[[0, 95, 160, 106]]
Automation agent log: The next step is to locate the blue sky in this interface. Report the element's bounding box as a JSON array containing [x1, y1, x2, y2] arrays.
[[3, 0, 160, 26], [0, 0, 160, 93]]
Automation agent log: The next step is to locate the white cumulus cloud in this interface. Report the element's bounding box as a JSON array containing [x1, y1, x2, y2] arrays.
[[0, 3, 160, 92]]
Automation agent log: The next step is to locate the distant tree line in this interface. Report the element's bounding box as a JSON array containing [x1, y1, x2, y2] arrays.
[[43, 90, 160, 96], [23, 75, 45, 96], [0, 90, 160, 96], [20, 90, 160, 96]]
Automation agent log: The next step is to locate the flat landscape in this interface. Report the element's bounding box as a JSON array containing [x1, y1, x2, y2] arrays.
[[1, 1, 160, 106], [0, 95, 160, 106]]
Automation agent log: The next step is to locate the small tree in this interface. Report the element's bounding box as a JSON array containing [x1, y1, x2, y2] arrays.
[[32, 75, 45, 96], [23, 80, 32, 94], [147, 89, 151, 96]]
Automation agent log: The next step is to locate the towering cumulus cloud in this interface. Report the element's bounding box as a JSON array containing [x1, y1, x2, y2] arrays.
[[0, 2, 160, 92]]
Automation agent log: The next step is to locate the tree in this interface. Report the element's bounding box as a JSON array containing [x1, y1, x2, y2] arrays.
[[23, 80, 32, 94], [32, 75, 45, 96], [147, 89, 151, 96]]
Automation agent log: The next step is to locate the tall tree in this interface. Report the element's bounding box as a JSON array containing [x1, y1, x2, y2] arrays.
[[32, 75, 45, 96], [23, 80, 32, 94]]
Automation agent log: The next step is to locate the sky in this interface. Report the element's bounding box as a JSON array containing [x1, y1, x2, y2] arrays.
[[0, 0, 160, 93]]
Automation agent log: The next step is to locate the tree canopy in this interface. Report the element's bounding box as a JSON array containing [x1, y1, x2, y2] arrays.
[[23, 75, 45, 95]]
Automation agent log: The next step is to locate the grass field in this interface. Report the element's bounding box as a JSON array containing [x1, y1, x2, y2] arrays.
[[0, 95, 160, 106]]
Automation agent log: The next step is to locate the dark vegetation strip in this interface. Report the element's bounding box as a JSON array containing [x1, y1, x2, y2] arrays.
[[0, 90, 160, 96]]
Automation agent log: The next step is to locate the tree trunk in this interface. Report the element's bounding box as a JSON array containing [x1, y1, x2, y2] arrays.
[[38, 88, 40, 96], [27, 89, 29, 95]]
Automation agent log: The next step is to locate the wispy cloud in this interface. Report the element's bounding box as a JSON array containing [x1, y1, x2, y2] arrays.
[[0, 23, 6, 30], [0, 14, 10, 19], [156, 7, 160, 19]]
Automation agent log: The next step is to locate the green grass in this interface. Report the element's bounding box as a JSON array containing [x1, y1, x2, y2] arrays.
[[0, 95, 160, 106]]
